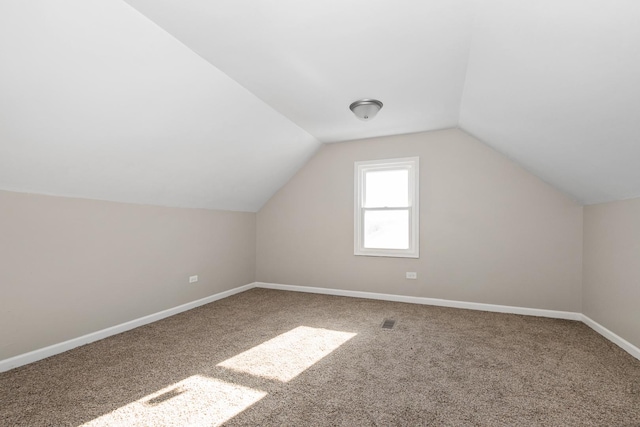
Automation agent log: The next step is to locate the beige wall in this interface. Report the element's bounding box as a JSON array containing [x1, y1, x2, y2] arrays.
[[583, 197, 640, 349], [6, 129, 640, 361], [0, 190, 255, 360], [257, 129, 583, 312]]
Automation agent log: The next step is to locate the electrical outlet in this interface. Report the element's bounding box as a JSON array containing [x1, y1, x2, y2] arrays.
[[406, 272, 417, 279], [189, 275, 198, 283]]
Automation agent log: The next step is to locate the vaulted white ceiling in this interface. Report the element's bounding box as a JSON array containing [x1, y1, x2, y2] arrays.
[[460, 0, 640, 204], [1, 0, 639, 210], [0, 1, 320, 212], [124, 0, 476, 143]]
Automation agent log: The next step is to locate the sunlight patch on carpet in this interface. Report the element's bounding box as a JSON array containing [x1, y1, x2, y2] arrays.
[[80, 375, 266, 427], [217, 326, 357, 382]]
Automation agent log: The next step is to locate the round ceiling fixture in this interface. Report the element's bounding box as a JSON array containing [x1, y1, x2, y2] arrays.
[[349, 99, 383, 121]]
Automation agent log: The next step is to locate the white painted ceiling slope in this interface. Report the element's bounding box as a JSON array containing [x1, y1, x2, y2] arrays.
[[2, 1, 640, 210], [0, 1, 320, 212]]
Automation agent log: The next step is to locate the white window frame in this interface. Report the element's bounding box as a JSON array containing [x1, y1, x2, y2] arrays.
[[354, 157, 419, 258]]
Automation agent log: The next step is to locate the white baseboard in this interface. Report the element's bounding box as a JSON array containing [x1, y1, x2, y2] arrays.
[[256, 282, 639, 361], [255, 282, 582, 321], [581, 314, 640, 361], [0, 283, 255, 373], [3, 282, 638, 372]]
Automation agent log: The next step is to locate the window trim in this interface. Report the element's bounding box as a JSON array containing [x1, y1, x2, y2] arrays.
[[354, 157, 419, 258]]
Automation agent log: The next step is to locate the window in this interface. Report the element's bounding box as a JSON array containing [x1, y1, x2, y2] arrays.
[[354, 157, 419, 258]]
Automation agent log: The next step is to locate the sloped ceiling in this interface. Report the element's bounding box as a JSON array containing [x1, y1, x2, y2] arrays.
[[1, 1, 639, 211], [460, 0, 640, 204], [0, 1, 320, 212]]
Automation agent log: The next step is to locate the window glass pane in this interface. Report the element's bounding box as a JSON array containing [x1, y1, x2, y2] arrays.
[[364, 210, 409, 249], [364, 169, 408, 208]]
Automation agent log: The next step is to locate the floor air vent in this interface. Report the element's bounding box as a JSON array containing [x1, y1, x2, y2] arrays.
[[381, 319, 396, 329]]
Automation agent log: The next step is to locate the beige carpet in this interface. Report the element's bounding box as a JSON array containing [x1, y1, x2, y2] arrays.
[[1, 288, 639, 426]]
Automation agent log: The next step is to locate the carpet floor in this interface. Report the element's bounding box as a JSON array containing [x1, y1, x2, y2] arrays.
[[1, 288, 639, 426]]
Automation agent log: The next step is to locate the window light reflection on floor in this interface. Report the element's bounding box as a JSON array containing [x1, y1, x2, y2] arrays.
[[81, 375, 266, 427], [217, 326, 357, 382], [81, 326, 355, 426]]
